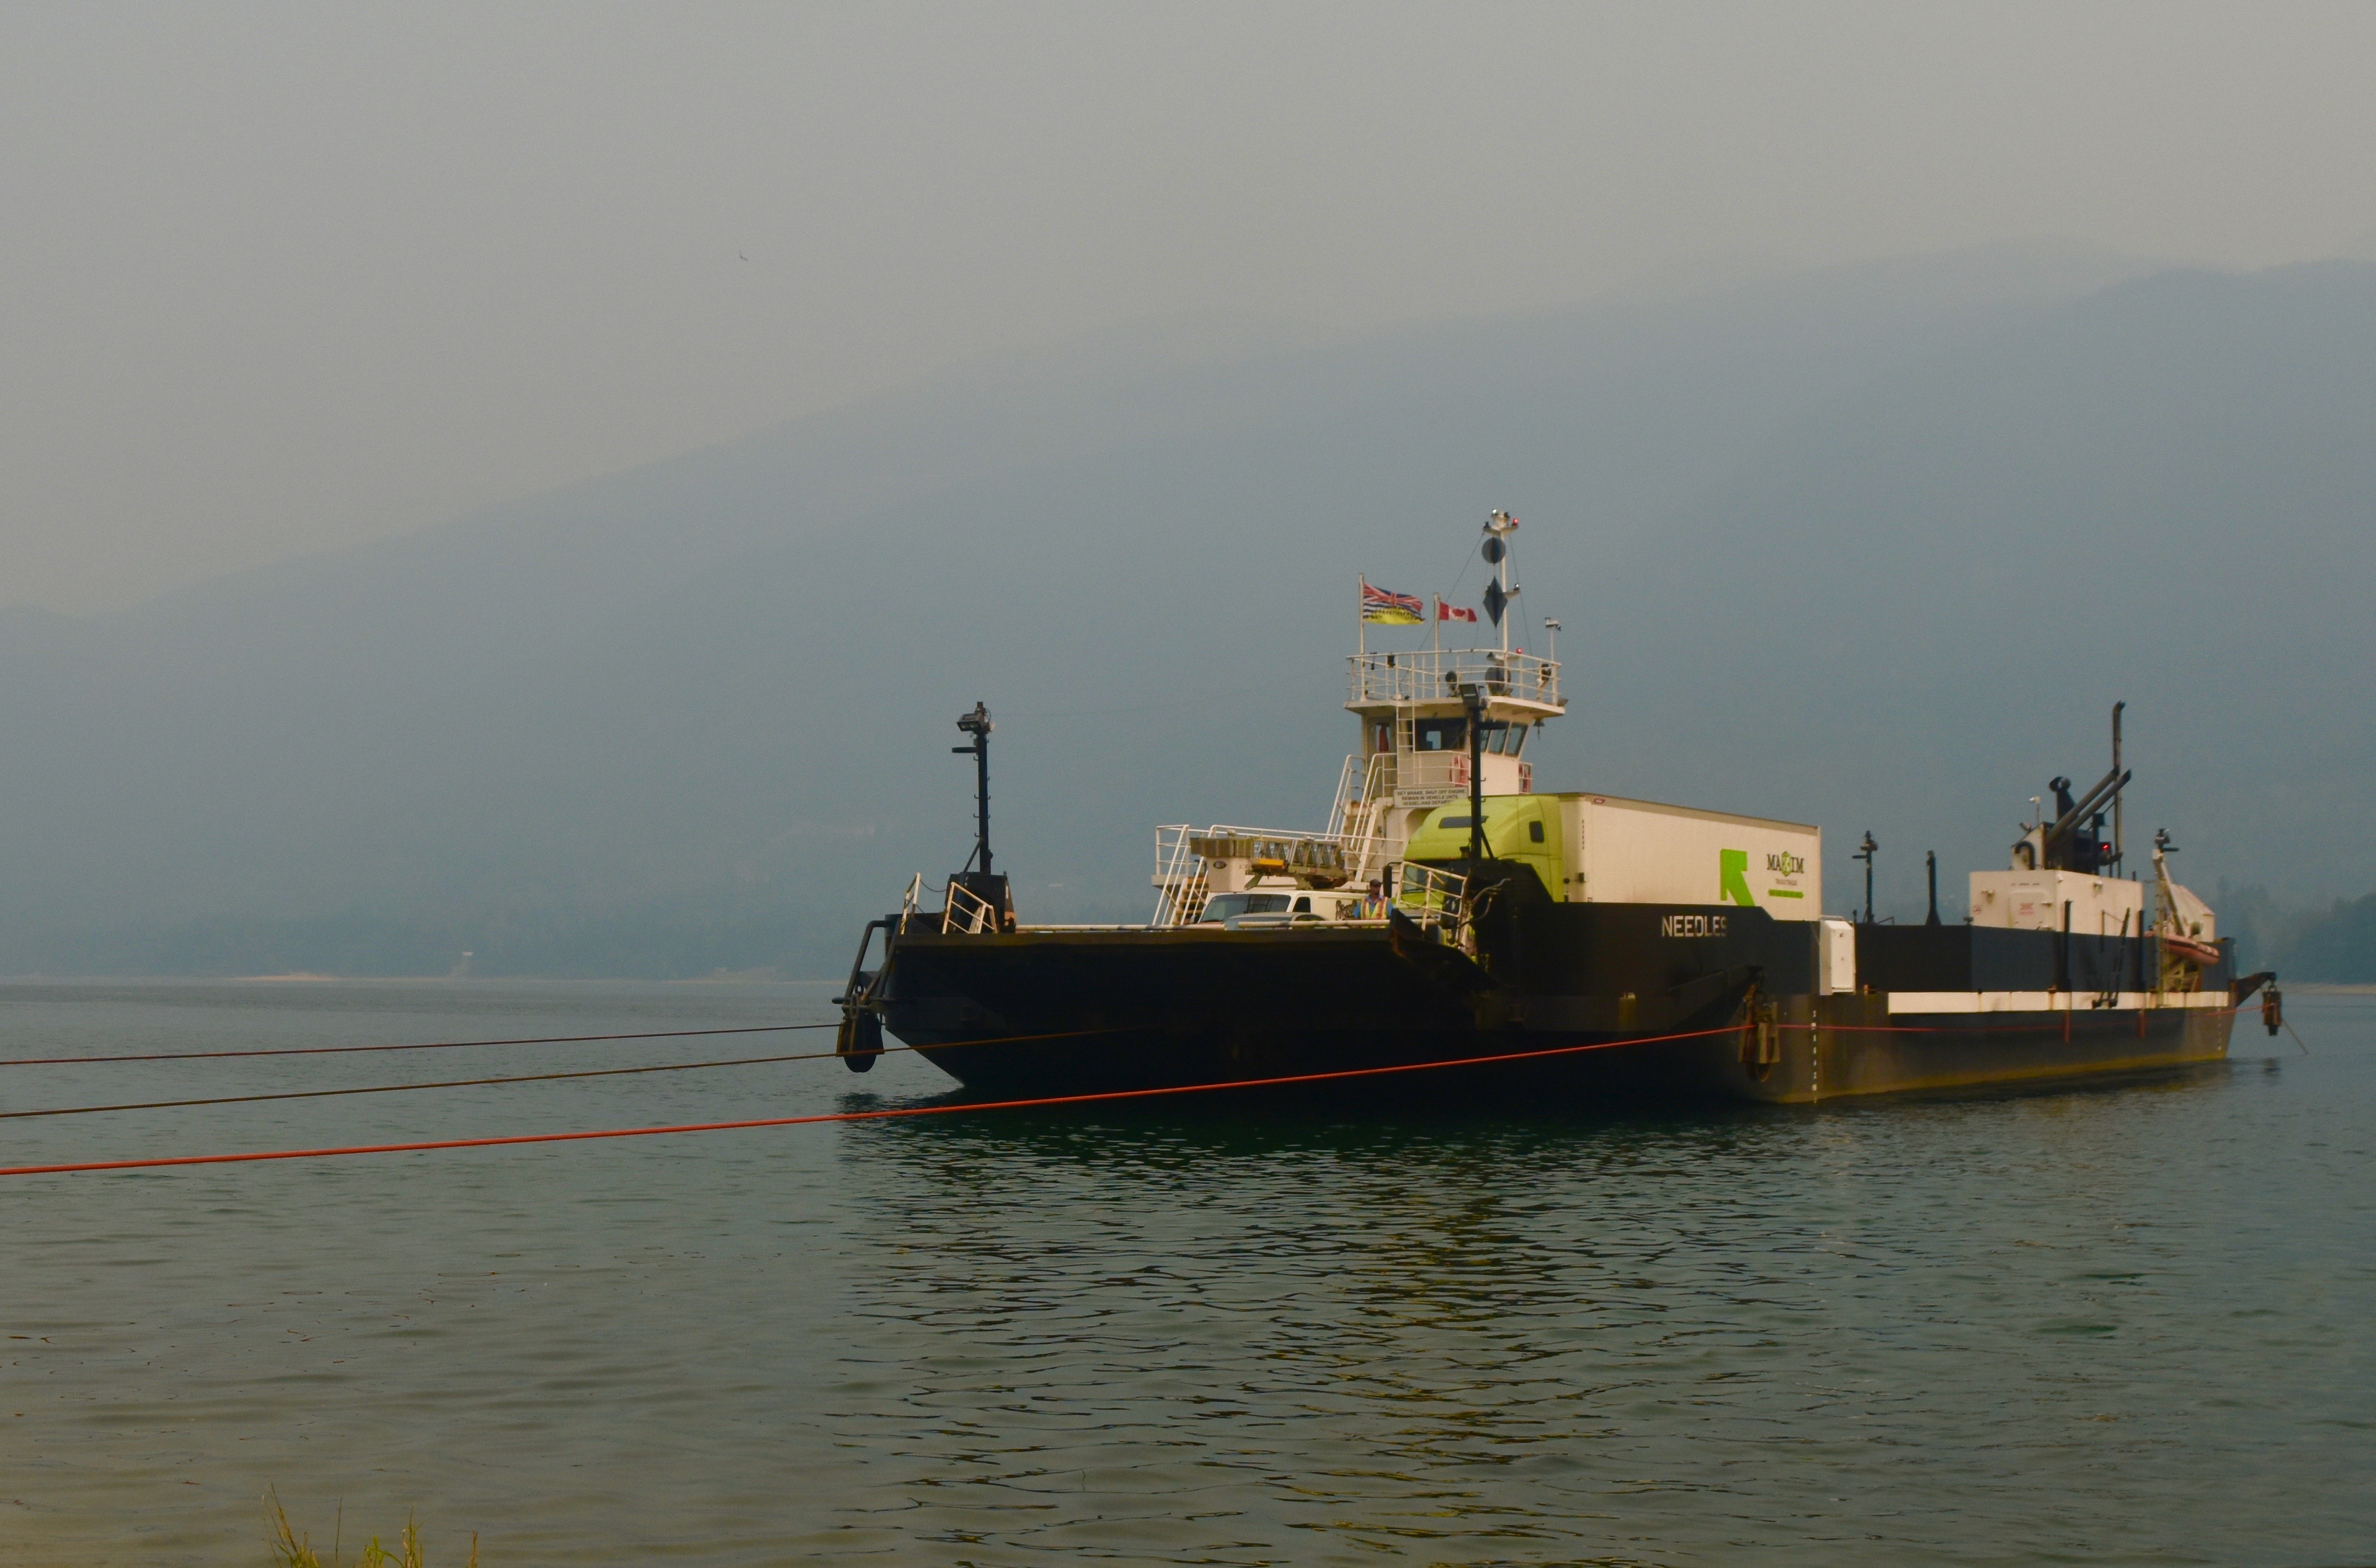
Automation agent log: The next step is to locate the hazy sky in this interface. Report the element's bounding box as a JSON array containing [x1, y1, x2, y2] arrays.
[[6, 1, 2375, 612]]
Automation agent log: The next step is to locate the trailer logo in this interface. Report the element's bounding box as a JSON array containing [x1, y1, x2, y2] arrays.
[[1766, 851, 1805, 876], [1719, 849, 1757, 908], [1662, 913, 1729, 938]]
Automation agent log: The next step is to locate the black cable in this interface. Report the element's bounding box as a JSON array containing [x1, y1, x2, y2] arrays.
[[0, 1049, 846, 1118], [1, 1021, 835, 1069], [0, 1027, 1107, 1120]]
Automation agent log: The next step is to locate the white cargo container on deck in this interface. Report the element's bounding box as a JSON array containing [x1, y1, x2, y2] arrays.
[[1554, 793, 1822, 920]]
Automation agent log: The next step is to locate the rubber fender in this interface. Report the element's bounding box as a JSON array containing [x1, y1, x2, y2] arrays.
[[837, 1010, 883, 1072]]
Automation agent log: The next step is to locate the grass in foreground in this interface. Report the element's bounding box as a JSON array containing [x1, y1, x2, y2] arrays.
[[266, 1488, 477, 1568]]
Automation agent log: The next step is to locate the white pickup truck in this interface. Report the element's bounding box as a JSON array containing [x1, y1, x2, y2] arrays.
[[1194, 889, 1377, 927]]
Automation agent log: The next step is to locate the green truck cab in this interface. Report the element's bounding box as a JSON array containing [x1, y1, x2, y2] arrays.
[[1402, 795, 1563, 902]]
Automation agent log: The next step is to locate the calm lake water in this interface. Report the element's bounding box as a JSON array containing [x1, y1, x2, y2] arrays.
[[2, 980, 2371, 1567]]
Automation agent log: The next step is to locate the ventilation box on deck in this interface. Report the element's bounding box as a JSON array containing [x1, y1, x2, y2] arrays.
[[1969, 870, 2144, 937]]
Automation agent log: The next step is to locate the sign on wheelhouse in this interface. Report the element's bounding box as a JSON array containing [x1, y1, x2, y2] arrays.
[[834, 511, 2274, 1104]]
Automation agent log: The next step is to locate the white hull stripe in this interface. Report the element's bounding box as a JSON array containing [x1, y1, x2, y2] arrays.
[[1885, 990, 2232, 1015]]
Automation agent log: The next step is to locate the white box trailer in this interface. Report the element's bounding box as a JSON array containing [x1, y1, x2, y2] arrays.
[[1555, 793, 1823, 920]]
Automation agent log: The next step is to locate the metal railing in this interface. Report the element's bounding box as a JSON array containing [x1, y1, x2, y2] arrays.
[[1150, 821, 1396, 926], [1348, 648, 1562, 709], [1332, 752, 1395, 834], [1325, 753, 1362, 839], [1151, 827, 1211, 926], [1341, 754, 1402, 882], [1389, 860, 1470, 946], [943, 880, 1003, 935]]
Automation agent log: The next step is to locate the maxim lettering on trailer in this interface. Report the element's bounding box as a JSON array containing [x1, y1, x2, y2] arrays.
[[1662, 913, 1729, 938]]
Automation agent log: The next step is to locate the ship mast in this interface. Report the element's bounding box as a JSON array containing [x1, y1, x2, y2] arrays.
[[954, 702, 993, 877], [1483, 509, 1518, 652], [2111, 700, 2125, 875]]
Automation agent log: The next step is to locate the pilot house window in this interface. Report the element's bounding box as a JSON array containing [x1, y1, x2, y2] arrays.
[[1413, 717, 1531, 755], [1414, 719, 1467, 751]]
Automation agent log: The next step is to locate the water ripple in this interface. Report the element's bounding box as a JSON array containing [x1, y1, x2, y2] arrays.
[[2, 983, 2372, 1565]]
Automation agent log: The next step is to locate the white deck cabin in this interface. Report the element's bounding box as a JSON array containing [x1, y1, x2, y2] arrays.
[[1152, 514, 1565, 925]]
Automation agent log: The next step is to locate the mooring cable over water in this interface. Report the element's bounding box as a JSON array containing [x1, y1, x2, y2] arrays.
[[0, 1024, 1748, 1177], [0, 1029, 1102, 1120], [0, 1021, 839, 1068], [3, 1050, 824, 1120]]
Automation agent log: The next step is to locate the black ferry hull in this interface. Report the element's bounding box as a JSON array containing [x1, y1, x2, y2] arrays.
[[1811, 994, 2235, 1097], [862, 901, 2244, 1104]]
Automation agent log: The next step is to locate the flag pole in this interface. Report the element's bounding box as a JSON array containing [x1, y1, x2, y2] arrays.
[[1432, 595, 1441, 657], [1357, 575, 1366, 659]]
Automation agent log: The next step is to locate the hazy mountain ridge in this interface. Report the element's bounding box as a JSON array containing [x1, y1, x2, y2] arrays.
[[2215, 882, 2376, 983], [4, 246, 2368, 978], [2280, 896, 2376, 982], [1565, 261, 2376, 902]]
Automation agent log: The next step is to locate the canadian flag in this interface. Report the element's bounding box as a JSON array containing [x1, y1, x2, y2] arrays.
[[1436, 598, 1479, 623]]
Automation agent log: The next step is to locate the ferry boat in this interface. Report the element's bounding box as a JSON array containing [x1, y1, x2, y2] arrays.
[[834, 516, 2280, 1103]]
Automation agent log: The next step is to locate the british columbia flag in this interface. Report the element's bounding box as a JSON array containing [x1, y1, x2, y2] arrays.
[[1359, 578, 1425, 625]]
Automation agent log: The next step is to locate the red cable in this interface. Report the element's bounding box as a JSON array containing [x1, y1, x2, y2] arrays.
[[0, 1024, 1745, 1177], [1, 994, 2265, 1173]]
